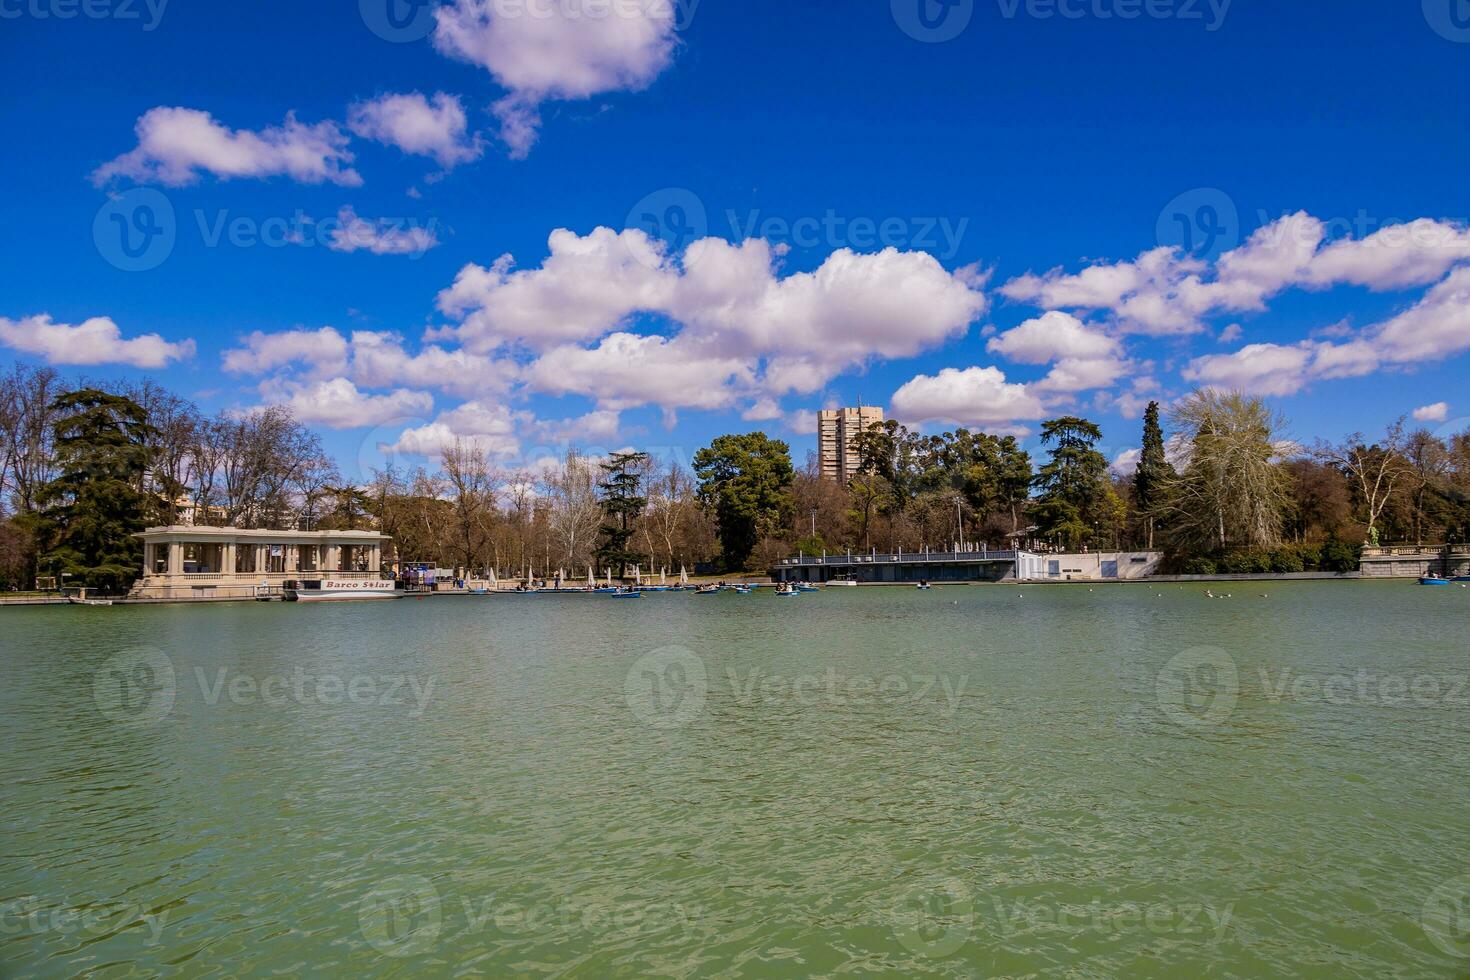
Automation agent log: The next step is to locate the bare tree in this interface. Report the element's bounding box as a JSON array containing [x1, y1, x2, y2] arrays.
[[1165, 390, 1293, 550], [546, 449, 602, 573], [0, 364, 62, 514], [1314, 418, 1408, 545], [441, 439, 496, 576]]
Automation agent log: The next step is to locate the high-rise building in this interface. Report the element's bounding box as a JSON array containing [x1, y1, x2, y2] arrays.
[[818, 406, 885, 482]]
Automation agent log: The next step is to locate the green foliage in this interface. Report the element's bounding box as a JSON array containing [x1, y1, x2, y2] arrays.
[[795, 534, 826, 557], [1320, 538, 1362, 572], [1269, 547, 1306, 573], [693, 433, 794, 571], [36, 389, 155, 592], [1181, 557, 1218, 575], [1033, 416, 1108, 547], [593, 451, 648, 576]]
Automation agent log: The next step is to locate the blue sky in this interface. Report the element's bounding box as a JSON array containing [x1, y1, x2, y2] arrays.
[[2, 0, 1469, 479]]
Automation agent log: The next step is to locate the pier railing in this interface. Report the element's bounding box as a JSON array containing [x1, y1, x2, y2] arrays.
[[779, 550, 1017, 566]]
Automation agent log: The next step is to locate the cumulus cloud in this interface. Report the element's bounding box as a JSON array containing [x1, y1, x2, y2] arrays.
[[432, 0, 679, 157], [1182, 343, 1315, 397], [222, 327, 350, 377], [347, 92, 483, 169], [890, 366, 1047, 430], [986, 311, 1120, 364], [386, 400, 525, 459], [93, 107, 360, 187], [258, 378, 434, 429], [1370, 265, 1470, 363], [1414, 402, 1450, 422], [524, 332, 752, 410], [1303, 219, 1470, 291], [437, 227, 676, 350], [327, 207, 440, 257], [0, 314, 194, 368]]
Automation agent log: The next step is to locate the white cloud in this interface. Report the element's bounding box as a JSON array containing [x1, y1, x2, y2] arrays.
[[524, 332, 752, 410], [222, 327, 350, 377], [327, 207, 440, 257], [1414, 402, 1450, 422], [987, 311, 1120, 364], [93, 107, 360, 187], [432, 0, 678, 157], [0, 314, 194, 368], [890, 366, 1047, 429], [438, 227, 676, 350], [348, 331, 517, 399], [1370, 266, 1470, 363], [257, 378, 434, 429], [1035, 356, 1131, 392], [1218, 323, 1242, 343], [437, 228, 989, 396], [1304, 219, 1470, 291], [386, 400, 525, 459], [347, 92, 483, 169], [1110, 448, 1140, 476], [741, 397, 783, 421], [1182, 343, 1314, 397]]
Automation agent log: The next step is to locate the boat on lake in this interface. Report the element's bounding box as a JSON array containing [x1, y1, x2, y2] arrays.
[[1419, 576, 1451, 586], [284, 579, 399, 601]]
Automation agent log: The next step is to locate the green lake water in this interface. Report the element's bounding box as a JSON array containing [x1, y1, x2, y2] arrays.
[[3, 582, 1470, 977]]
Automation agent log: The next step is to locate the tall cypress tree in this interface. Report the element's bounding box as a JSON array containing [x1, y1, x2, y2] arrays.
[[1133, 401, 1175, 549], [594, 451, 648, 577], [37, 389, 155, 592]]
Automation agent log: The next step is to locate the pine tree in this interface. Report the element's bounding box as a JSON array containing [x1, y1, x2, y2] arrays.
[[37, 389, 155, 592], [594, 452, 648, 577], [1033, 416, 1108, 549], [1133, 401, 1175, 549]]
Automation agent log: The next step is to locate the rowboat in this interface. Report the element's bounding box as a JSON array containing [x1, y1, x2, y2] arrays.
[[610, 590, 642, 599], [67, 597, 114, 607], [1419, 576, 1451, 586]]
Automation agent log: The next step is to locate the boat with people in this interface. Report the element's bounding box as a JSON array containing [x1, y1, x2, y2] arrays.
[[917, 580, 932, 590], [774, 584, 800, 597], [1419, 576, 1452, 586], [610, 588, 642, 599]]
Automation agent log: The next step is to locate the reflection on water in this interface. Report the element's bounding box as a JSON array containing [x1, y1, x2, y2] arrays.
[[2, 582, 1469, 976]]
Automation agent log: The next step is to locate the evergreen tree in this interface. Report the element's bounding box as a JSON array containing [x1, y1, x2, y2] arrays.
[[36, 389, 155, 592], [693, 433, 794, 571], [1133, 401, 1175, 548], [594, 451, 648, 577], [1033, 416, 1108, 548]]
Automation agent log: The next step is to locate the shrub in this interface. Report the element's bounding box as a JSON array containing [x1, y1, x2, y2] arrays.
[[1270, 548, 1305, 573], [1182, 557, 1218, 575], [1320, 539, 1361, 573]]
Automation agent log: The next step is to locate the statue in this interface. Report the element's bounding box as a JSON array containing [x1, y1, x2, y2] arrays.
[[1368, 525, 1380, 548]]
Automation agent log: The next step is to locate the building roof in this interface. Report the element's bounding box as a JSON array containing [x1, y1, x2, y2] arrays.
[[135, 526, 390, 543]]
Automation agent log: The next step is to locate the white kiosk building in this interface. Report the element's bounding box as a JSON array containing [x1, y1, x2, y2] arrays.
[[132, 526, 392, 600]]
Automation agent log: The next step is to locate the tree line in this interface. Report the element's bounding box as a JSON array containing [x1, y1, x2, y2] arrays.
[[3, 358, 1468, 589]]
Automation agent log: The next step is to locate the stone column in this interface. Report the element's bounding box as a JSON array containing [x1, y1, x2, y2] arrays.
[[168, 541, 183, 576], [224, 542, 237, 578]]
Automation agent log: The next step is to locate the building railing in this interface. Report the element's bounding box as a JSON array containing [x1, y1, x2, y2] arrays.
[[143, 570, 386, 581], [1361, 546, 1470, 558], [780, 550, 1018, 566]]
